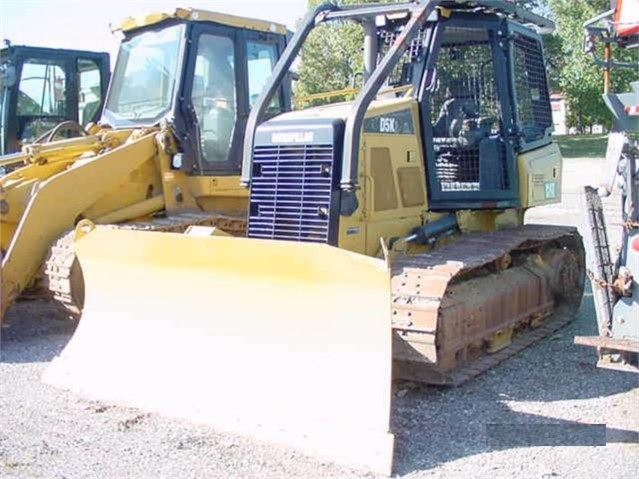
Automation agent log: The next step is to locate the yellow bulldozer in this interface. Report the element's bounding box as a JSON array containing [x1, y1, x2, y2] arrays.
[[42, 0, 587, 475], [0, 8, 291, 319]]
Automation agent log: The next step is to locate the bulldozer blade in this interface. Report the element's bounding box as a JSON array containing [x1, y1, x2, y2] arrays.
[[43, 228, 395, 475]]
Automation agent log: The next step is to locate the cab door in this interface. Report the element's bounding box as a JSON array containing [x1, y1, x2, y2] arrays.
[[419, 18, 519, 210], [74, 52, 110, 126], [181, 22, 288, 176]]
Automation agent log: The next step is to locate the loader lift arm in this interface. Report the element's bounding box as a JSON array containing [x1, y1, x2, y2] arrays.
[[0, 132, 158, 318]]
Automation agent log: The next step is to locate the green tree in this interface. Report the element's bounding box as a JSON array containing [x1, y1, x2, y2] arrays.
[[293, 1, 553, 106], [547, 0, 638, 131], [294, 0, 637, 131], [512, 0, 548, 14], [294, 0, 400, 107]]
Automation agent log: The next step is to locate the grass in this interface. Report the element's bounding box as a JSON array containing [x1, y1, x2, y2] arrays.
[[554, 134, 608, 159]]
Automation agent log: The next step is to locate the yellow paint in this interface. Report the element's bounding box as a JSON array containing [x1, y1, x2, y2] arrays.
[[73, 219, 96, 242], [188, 176, 247, 196], [154, 130, 199, 212], [0, 131, 158, 318], [338, 99, 427, 257], [397, 166, 426, 207], [518, 142, 563, 208], [82, 151, 163, 220], [45, 228, 394, 474], [95, 196, 165, 224], [336, 189, 368, 255], [184, 225, 232, 237], [370, 148, 399, 211], [0, 152, 29, 168], [294, 88, 360, 107], [114, 7, 287, 35], [456, 209, 523, 233], [437, 6, 453, 18], [0, 123, 253, 319], [486, 326, 514, 353]]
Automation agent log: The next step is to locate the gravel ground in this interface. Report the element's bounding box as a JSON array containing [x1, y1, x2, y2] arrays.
[[1, 156, 638, 479]]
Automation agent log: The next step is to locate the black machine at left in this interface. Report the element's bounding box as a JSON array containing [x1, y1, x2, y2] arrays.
[[0, 42, 110, 156]]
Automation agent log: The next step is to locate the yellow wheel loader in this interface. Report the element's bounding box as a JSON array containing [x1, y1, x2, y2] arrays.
[[44, 1, 587, 475], [0, 8, 291, 319]]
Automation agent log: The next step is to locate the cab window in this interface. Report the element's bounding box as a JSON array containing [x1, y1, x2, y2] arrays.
[[191, 34, 236, 164], [18, 59, 66, 116], [246, 41, 280, 111], [78, 58, 103, 124]]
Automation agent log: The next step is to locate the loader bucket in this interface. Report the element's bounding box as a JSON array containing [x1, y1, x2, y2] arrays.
[[43, 228, 395, 475]]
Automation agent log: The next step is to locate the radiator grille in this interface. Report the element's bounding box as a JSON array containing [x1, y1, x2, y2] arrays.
[[248, 144, 335, 243]]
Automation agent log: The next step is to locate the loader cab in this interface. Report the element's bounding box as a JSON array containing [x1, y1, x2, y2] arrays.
[[0, 44, 110, 155], [102, 10, 291, 177]]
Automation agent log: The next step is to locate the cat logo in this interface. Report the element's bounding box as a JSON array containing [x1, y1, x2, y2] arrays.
[[271, 131, 315, 143]]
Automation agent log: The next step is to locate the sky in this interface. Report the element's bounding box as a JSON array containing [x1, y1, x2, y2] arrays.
[[0, 0, 309, 67]]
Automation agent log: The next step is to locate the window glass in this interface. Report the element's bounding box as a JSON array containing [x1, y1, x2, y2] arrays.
[[18, 59, 66, 116], [191, 34, 236, 164], [246, 41, 279, 109], [78, 58, 102, 124], [105, 24, 183, 124]]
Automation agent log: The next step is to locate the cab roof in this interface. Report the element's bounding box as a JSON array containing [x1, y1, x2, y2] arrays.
[[113, 7, 287, 36]]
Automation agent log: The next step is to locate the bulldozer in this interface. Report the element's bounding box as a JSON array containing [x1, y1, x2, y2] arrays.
[[574, 0, 639, 372], [0, 42, 110, 157], [0, 8, 291, 320], [43, 1, 587, 475]]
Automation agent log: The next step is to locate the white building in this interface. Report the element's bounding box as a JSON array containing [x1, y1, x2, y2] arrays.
[[550, 93, 567, 135]]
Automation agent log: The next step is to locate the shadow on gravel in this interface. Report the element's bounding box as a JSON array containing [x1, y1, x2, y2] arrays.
[[2, 280, 637, 478], [392, 404, 639, 476], [390, 286, 639, 476], [1, 299, 77, 363]]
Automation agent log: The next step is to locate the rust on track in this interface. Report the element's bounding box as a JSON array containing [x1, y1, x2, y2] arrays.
[[391, 224, 586, 385]]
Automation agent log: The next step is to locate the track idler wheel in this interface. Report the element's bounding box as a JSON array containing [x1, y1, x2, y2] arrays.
[[542, 237, 586, 315]]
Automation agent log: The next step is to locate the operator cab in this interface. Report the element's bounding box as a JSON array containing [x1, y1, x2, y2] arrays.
[[102, 8, 291, 176], [0, 43, 110, 155], [375, 8, 554, 206], [243, 1, 559, 246]]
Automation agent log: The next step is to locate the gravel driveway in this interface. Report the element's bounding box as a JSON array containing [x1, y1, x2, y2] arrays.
[[1, 156, 638, 479]]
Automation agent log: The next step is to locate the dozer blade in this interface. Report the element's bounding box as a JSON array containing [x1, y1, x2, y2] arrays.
[[43, 228, 395, 475]]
